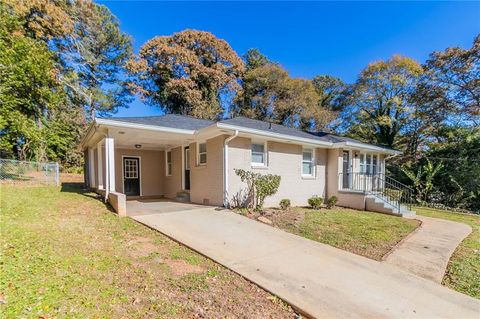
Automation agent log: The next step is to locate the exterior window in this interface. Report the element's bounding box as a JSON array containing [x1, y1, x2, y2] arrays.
[[360, 154, 366, 174], [166, 151, 172, 176], [251, 142, 266, 166], [366, 154, 372, 174], [197, 142, 207, 165], [359, 153, 379, 175], [302, 149, 314, 176]]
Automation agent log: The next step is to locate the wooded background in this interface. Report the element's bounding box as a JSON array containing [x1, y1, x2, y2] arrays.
[[1, 1, 478, 211]]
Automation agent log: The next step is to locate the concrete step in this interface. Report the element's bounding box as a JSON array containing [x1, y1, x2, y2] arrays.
[[175, 191, 190, 203], [365, 194, 415, 218]]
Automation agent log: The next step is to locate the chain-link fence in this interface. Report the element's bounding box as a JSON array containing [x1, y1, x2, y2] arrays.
[[0, 158, 60, 186]]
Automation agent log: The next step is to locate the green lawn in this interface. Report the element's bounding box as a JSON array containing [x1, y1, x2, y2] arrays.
[[245, 207, 420, 261], [0, 184, 294, 318], [415, 207, 480, 299]]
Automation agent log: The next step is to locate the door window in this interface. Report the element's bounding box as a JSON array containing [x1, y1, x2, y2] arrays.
[[124, 158, 138, 179]]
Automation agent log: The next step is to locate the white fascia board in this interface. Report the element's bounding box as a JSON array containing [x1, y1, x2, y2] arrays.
[[79, 121, 97, 150], [95, 118, 196, 135], [338, 141, 401, 155], [215, 123, 334, 147]]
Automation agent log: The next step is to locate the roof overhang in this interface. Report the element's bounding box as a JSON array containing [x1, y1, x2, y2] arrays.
[[95, 118, 196, 135], [80, 117, 402, 155], [215, 123, 334, 147], [79, 118, 198, 150], [337, 141, 401, 155]]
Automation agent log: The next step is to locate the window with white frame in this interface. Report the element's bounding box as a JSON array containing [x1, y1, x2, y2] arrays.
[[251, 142, 266, 166], [359, 153, 379, 175], [302, 149, 315, 176], [166, 151, 172, 176], [197, 142, 207, 165]]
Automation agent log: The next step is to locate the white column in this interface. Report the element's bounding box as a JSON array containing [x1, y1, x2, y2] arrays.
[[97, 141, 104, 189], [105, 137, 115, 193], [88, 148, 95, 188]]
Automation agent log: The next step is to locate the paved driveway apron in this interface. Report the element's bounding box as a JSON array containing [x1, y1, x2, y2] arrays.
[[130, 206, 479, 319]]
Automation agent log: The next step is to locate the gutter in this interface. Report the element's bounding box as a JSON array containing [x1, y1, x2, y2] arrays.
[[223, 130, 239, 207], [337, 141, 401, 155], [216, 123, 334, 148]]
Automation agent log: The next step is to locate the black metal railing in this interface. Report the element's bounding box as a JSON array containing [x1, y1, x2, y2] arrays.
[[339, 172, 414, 212]]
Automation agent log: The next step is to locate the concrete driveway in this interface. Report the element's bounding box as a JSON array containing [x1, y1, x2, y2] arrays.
[[129, 202, 479, 319]]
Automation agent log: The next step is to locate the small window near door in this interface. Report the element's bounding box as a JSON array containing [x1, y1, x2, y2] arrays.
[[166, 150, 172, 176], [251, 142, 266, 166], [302, 149, 314, 176], [197, 142, 207, 165]]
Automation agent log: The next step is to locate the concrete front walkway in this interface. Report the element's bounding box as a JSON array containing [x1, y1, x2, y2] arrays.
[[384, 215, 472, 282], [130, 205, 479, 319]]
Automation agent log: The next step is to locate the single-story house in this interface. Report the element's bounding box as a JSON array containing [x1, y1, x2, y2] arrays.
[[80, 114, 414, 217]]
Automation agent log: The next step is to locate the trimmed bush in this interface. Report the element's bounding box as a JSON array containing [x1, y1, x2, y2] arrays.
[[326, 196, 338, 209], [279, 199, 291, 210], [308, 196, 323, 209]]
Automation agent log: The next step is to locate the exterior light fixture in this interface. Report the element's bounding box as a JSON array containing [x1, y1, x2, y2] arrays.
[[135, 144, 142, 149]]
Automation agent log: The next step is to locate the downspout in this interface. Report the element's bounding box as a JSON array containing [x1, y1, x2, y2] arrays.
[[223, 130, 239, 207]]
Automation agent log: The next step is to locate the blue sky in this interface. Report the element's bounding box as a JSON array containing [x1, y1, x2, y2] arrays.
[[98, 1, 480, 117]]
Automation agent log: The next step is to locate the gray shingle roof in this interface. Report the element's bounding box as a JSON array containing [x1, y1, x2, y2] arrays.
[[218, 116, 377, 147], [102, 114, 214, 131], [100, 114, 393, 150]]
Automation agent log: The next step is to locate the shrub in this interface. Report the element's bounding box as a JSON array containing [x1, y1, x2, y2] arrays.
[[234, 169, 281, 210], [326, 196, 338, 209], [255, 174, 281, 209], [279, 199, 291, 210], [308, 196, 323, 209]]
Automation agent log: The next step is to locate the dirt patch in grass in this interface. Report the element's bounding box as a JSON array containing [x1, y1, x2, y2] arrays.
[[165, 259, 205, 277], [239, 206, 419, 261], [1, 184, 296, 318]]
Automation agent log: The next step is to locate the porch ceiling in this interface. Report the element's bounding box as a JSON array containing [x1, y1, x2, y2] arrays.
[[107, 127, 195, 150]]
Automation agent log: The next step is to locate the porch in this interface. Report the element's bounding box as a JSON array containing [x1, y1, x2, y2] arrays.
[[338, 172, 415, 217]]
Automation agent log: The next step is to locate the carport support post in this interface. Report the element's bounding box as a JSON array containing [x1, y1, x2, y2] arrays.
[[88, 148, 95, 188], [97, 142, 104, 189], [105, 136, 115, 194]]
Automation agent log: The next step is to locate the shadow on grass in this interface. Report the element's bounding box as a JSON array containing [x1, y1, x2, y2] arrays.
[[60, 182, 116, 213]]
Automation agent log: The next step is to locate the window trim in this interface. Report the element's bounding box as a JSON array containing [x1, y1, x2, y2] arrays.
[[197, 141, 207, 166], [359, 152, 379, 175], [301, 148, 315, 177], [251, 140, 267, 167], [166, 150, 172, 176]]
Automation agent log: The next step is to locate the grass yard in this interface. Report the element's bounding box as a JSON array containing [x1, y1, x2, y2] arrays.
[[415, 207, 480, 299], [0, 183, 295, 318], [240, 207, 420, 261]]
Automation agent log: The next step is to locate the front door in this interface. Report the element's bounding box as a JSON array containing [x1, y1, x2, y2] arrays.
[[184, 147, 190, 190], [123, 157, 140, 196], [342, 151, 350, 189]]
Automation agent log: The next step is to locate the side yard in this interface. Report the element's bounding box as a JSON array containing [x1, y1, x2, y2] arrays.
[[0, 184, 295, 318]]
